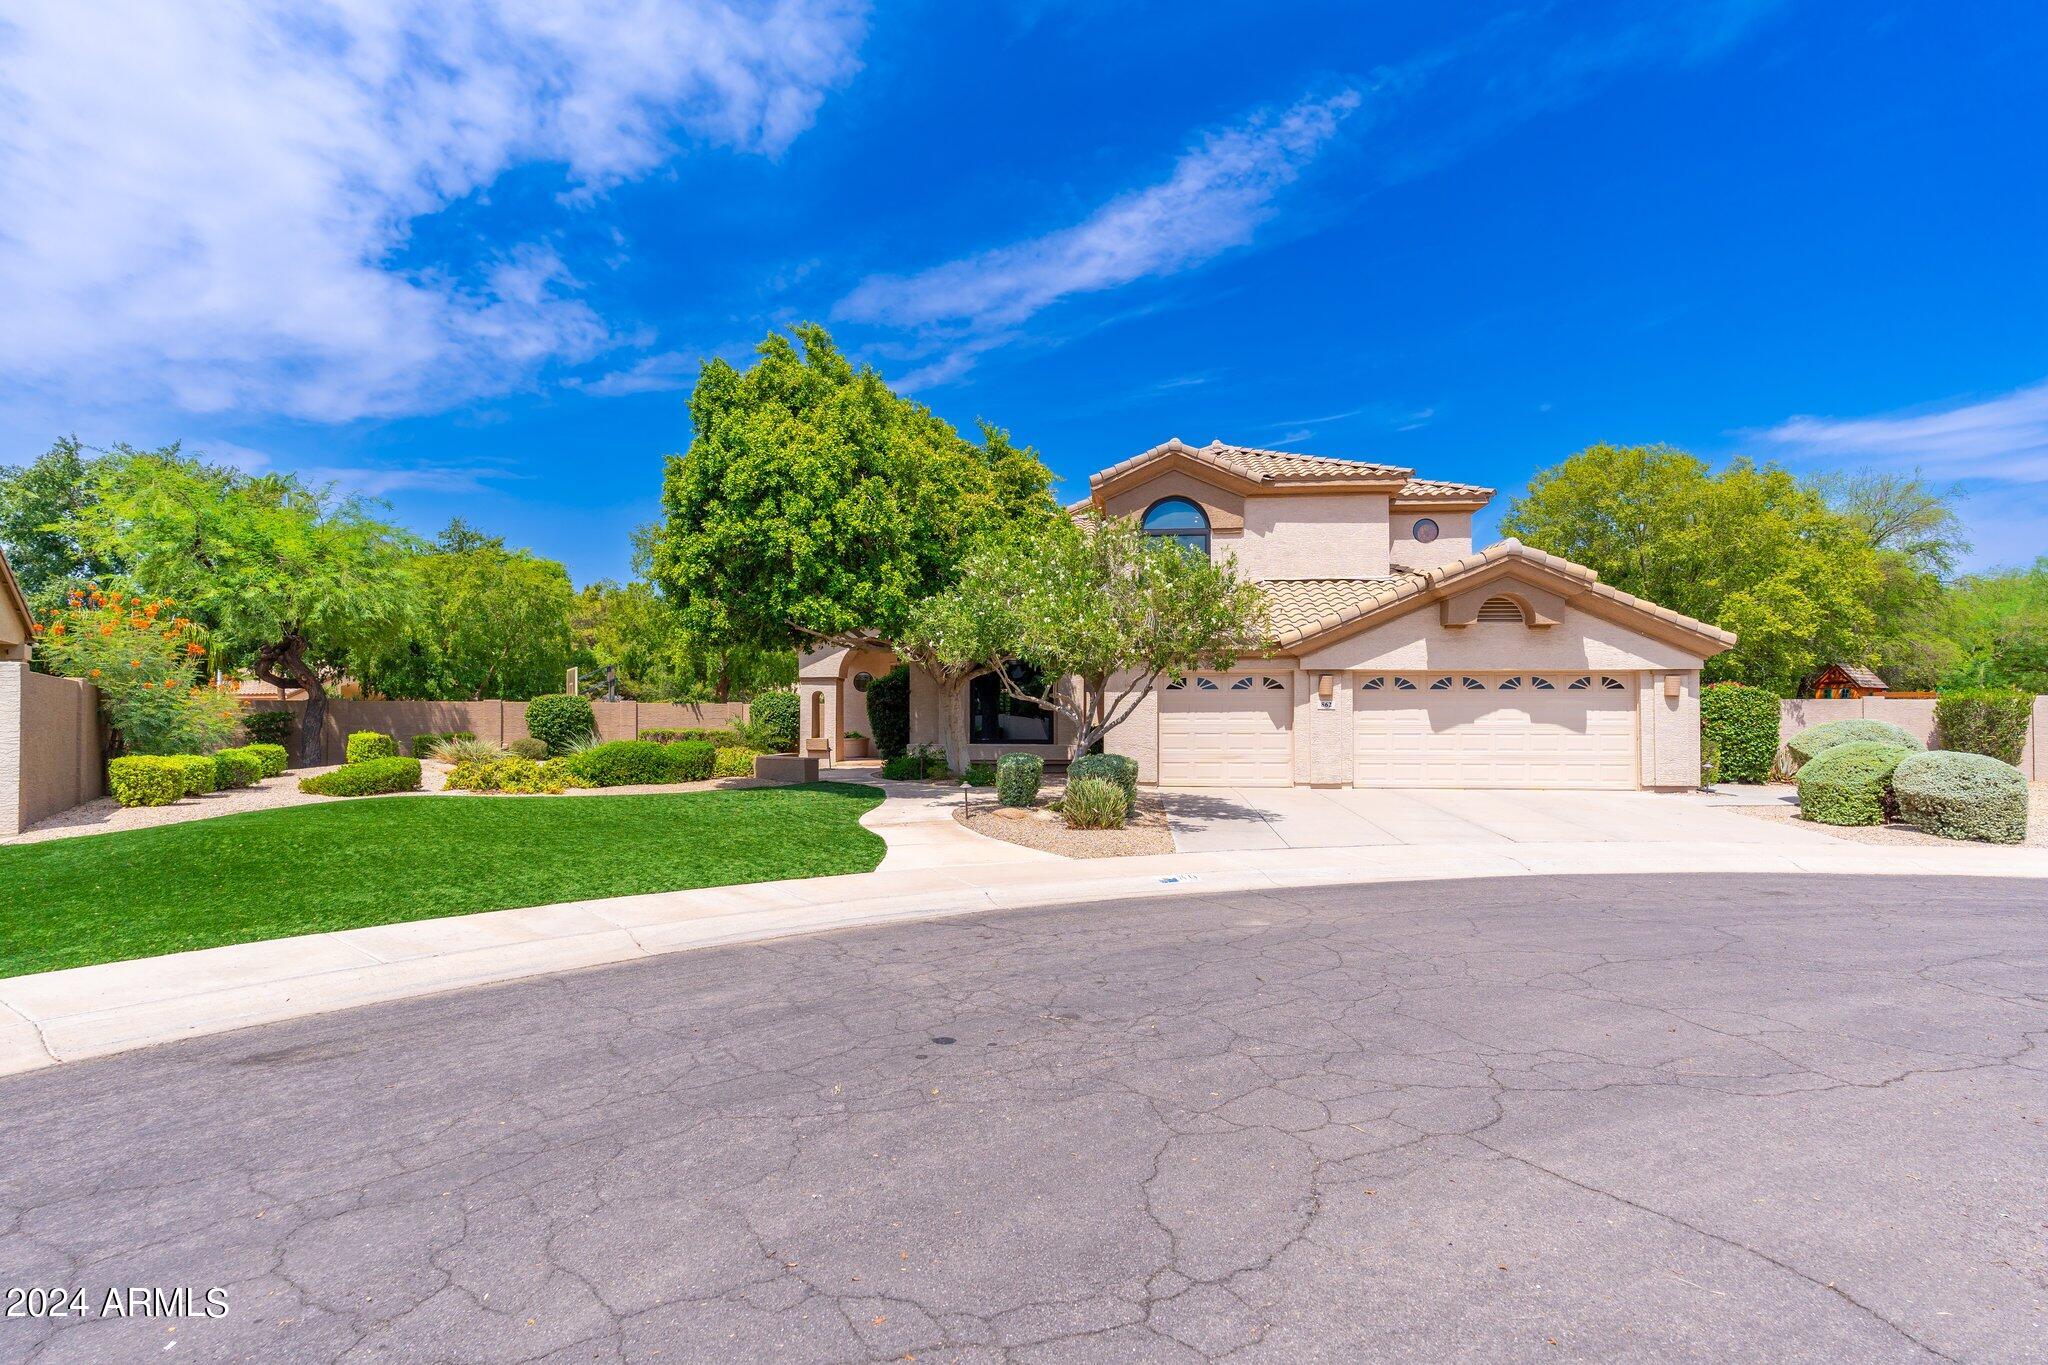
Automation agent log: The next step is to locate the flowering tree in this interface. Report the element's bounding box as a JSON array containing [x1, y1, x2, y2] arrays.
[[33, 589, 239, 754]]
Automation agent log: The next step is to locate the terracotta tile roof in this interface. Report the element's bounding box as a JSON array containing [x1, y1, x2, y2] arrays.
[[1395, 477, 1495, 502], [1089, 437, 1411, 489], [1258, 577, 1417, 641]]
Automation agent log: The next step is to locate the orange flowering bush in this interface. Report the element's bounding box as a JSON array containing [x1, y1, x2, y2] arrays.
[[33, 589, 240, 754]]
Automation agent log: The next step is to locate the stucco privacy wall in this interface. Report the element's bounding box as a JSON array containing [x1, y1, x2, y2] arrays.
[[1778, 696, 2042, 779], [1294, 667, 1352, 785], [247, 699, 749, 758], [0, 663, 102, 836], [1234, 494, 1391, 580]]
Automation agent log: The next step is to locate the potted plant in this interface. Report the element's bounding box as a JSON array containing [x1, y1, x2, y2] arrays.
[[842, 730, 871, 759]]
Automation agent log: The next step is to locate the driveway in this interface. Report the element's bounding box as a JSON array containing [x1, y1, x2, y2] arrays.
[[2, 874, 2040, 1362], [1163, 786, 1818, 852]]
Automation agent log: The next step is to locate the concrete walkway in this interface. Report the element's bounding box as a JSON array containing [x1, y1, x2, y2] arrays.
[[2, 778, 2043, 1078]]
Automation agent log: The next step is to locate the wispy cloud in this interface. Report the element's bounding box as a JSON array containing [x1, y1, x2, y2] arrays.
[[1759, 378, 2048, 483], [0, 1, 867, 423], [570, 350, 705, 398]]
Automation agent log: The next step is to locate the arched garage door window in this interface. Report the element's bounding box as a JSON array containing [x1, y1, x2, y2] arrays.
[[1142, 497, 1210, 556]]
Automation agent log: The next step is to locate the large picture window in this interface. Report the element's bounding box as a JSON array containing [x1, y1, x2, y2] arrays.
[[970, 663, 1055, 745], [1141, 496, 1210, 556]]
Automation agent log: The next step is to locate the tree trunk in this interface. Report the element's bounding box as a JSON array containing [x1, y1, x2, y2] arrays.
[[254, 633, 328, 764]]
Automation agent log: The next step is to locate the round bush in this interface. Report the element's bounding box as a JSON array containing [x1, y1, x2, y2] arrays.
[[1062, 776, 1129, 829], [714, 746, 764, 778], [749, 690, 801, 753], [1786, 718, 1924, 768], [345, 730, 397, 764], [997, 753, 1044, 808], [107, 756, 186, 807], [1068, 753, 1138, 809], [525, 693, 596, 755], [1796, 741, 1910, 826], [242, 743, 289, 778], [241, 708, 295, 748], [667, 739, 716, 782], [213, 747, 264, 789], [298, 756, 421, 797], [506, 736, 550, 762], [866, 665, 911, 759], [1892, 750, 2029, 844], [1700, 682, 1779, 784], [167, 754, 219, 796]]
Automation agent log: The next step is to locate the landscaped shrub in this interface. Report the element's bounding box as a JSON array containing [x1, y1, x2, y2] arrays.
[[1796, 741, 1910, 827], [1068, 753, 1138, 809], [867, 665, 911, 759], [525, 693, 596, 754], [1062, 776, 1129, 829], [668, 740, 716, 782], [1700, 681, 1779, 784], [1786, 718, 1924, 768], [166, 754, 219, 796], [408, 730, 477, 757], [1935, 689, 2033, 765], [242, 709, 295, 749], [298, 756, 421, 797], [212, 747, 264, 789], [430, 736, 503, 765], [444, 756, 566, 795], [243, 743, 289, 778], [506, 736, 550, 761], [748, 691, 801, 753], [107, 756, 187, 807], [345, 731, 397, 764], [538, 757, 577, 789], [1700, 735, 1722, 787], [881, 744, 949, 780], [964, 760, 998, 787], [714, 746, 764, 778], [34, 590, 240, 755], [641, 727, 745, 746], [997, 753, 1043, 808], [1892, 750, 2030, 844], [561, 738, 715, 786]]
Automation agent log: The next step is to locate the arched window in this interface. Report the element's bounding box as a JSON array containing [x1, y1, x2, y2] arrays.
[[1142, 497, 1210, 556]]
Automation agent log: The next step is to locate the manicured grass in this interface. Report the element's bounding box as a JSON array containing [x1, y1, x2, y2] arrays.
[[0, 783, 886, 979]]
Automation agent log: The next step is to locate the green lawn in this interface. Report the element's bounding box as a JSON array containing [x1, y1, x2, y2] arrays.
[[0, 782, 887, 979]]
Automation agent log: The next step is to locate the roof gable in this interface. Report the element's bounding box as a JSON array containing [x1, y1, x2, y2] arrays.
[[1086, 438, 1494, 511]]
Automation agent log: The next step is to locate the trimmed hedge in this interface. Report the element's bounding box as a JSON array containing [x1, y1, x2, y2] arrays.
[[1700, 682, 1779, 784], [213, 747, 264, 789], [714, 746, 764, 778], [506, 736, 550, 762], [444, 756, 566, 794], [881, 745, 949, 780], [1892, 750, 2029, 844], [525, 693, 595, 755], [964, 760, 998, 787], [241, 709, 294, 748], [108, 756, 187, 807], [867, 665, 911, 759], [1063, 776, 1128, 829], [1935, 689, 2032, 765], [1068, 753, 1138, 809], [167, 754, 219, 797], [997, 753, 1044, 808], [749, 691, 801, 753], [1786, 718, 1924, 768], [243, 743, 289, 778], [667, 740, 716, 782], [641, 727, 745, 746], [298, 756, 421, 797], [561, 738, 717, 787], [1796, 741, 1910, 827], [345, 731, 397, 764]]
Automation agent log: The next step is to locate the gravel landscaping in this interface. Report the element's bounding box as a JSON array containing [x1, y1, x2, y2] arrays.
[[954, 792, 1174, 858], [1726, 783, 2048, 847]]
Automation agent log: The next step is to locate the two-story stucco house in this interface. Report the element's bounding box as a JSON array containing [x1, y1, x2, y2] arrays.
[[798, 438, 1734, 790]]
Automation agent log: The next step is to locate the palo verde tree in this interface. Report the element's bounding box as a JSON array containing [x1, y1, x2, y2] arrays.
[[903, 513, 1270, 759], [653, 324, 1057, 751], [69, 449, 419, 762]]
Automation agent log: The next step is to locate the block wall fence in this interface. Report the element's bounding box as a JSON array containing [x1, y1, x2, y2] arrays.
[[1778, 696, 2045, 779], [0, 662, 103, 837], [242, 698, 751, 759]]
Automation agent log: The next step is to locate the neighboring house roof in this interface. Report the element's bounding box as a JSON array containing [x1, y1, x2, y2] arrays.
[[0, 543, 33, 651], [1088, 437, 1413, 493], [1818, 662, 1889, 690], [1258, 539, 1738, 655]]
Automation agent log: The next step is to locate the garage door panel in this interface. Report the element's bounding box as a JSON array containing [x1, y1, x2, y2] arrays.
[[1159, 673, 1293, 786], [1354, 673, 1636, 789]]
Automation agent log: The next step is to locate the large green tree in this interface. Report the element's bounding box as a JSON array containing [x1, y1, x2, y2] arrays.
[[70, 451, 419, 761], [1935, 558, 2048, 692], [0, 437, 128, 608]]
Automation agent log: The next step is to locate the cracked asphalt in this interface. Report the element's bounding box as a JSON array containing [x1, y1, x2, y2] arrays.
[[2, 873, 2045, 1363]]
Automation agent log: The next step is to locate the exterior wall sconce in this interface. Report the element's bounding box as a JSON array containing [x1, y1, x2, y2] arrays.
[[1317, 674, 1335, 708], [1663, 674, 1682, 699]]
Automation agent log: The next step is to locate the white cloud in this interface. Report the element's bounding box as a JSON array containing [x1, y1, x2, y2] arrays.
[[837, 89, 1361, 343], [571, 350, 706, 397], [1759, 378, 2048, 484], [0, 0, 866, 422]]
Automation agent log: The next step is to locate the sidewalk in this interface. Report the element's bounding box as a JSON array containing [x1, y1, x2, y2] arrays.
[[3, 781, 2043, 1077]]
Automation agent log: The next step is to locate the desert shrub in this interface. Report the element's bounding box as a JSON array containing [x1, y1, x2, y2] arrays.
[[996, 753, 1043, 808], [1068, 753, 1138, 809], [506, 736, 550, 761], [667, 740, 716, 782], [1796, 741, 1910, 827], [408, 730, 476, 757], [964, 760, 998, 787], [866, 665, 911, 759], [538, 757, 577, 788], [1786, 718, 1924, 767], [242, 709, 295, 748], [881, 744, 949, 780], [33, 590, 240, 755], [1700, 735, 1722, 786], [1700, 682, 1779, 784], [107, 756, 187, 807], [242, 743, 289, 778], [1891, 750, 2030, 844], [345, 731, 397, 764], [1935, 689, 2033, 765], [1062, 776, 1129, 829], [714, 746, 764, 778], [166, 754, 219, 796], [445, 756, 566, 794], [748, 691, 801, 753], [298, 756, 421, 797], [212, 747, 265, 789], [525, 693, 596, 754], [427, 736, 503, 765]]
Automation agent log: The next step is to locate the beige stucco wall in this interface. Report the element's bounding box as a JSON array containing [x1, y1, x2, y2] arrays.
[[1235, 493, 1391, 580], [1389, 511, 1473, 571], [1, 663, 103, 836], [1294, 668, 1353, 785], [1299, 600, 1705, 674], [1637, 670, 1702, 790], [1779, 696, 2040, 779], [248, 698, 749, 760], [836, 647, 898, 749], [1102, 670, 1159, 784], [1099, 469, 1246, 532]]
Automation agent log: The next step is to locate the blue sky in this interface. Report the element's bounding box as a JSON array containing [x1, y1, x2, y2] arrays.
[[3, 0, 2045, 583]]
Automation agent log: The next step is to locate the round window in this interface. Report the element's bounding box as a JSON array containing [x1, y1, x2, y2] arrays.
[[852, 671, 874, 693], [1412, 517, 1440, 544]]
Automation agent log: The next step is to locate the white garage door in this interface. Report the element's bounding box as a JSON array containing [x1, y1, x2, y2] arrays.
[[1158, 672, 1293, 786], [1353, 673, 1637, 788]]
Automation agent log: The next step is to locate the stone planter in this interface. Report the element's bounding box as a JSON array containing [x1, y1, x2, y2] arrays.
[[841, 735, 871, 760], [753, 754, 820, 785]]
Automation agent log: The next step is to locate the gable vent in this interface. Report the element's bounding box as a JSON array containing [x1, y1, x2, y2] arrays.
[[1476, 596, 1526, 623]]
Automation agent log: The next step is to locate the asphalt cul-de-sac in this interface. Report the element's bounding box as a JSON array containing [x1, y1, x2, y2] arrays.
[[1, 873, 2043, 1363]]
